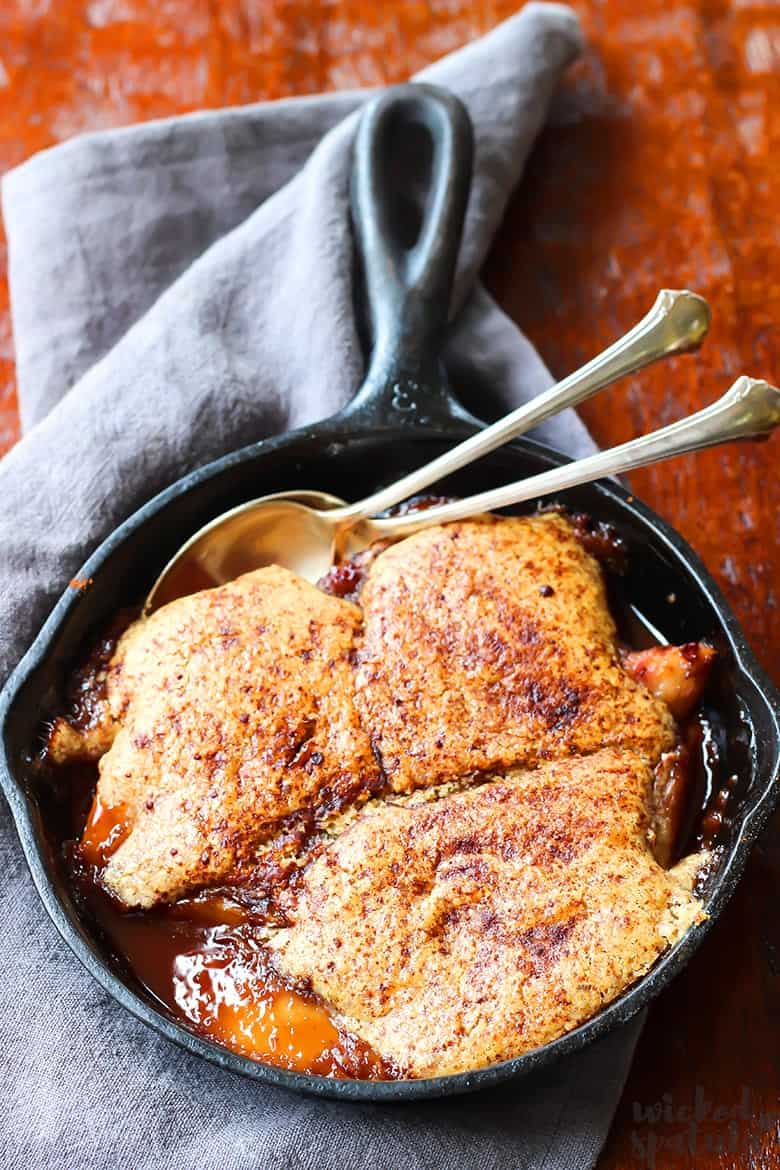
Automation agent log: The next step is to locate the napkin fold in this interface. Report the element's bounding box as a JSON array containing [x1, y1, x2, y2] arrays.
[[0, 6, 642, 1169]]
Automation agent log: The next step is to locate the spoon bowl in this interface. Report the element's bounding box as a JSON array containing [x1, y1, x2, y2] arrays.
[[146, 490, 346, 611]]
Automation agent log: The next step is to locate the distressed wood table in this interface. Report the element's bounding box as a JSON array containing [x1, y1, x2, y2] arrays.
[[0, 3, 777, 1166]]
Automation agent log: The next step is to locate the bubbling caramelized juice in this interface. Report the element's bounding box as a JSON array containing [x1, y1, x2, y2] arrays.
[[75, 790, 396, 1079], [80, 793, 132, 867]]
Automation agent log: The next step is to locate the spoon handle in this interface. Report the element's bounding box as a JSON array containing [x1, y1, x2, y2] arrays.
[[334, 288, 710, 523], [370, 376, 780, 535]]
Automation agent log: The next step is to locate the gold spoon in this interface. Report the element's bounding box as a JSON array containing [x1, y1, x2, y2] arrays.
[[146, 372, 780, 609], [145, 287, 709, 612], [346, 373, 780, 542]]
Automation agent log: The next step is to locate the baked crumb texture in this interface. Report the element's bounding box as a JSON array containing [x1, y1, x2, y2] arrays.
[[52, 567, 382, 908], [354, 514, 676, 789], [50, 513, 707, 1076], [273, 750, 703, 1077]]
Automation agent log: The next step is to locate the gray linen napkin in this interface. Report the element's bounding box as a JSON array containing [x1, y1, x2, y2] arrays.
[[0, 6, 643, 1168]]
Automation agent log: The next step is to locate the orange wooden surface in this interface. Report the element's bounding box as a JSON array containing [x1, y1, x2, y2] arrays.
[[0, 3, 778, 1166]]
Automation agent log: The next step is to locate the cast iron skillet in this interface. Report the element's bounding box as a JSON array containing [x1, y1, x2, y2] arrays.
[[1, 84, 779, 1102]]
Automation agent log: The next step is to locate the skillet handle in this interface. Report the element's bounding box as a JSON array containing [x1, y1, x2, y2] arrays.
[[342, 83, 475, 428]]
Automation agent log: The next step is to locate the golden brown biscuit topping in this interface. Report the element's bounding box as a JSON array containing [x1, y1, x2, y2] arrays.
[[47, 513, 711, 1078]]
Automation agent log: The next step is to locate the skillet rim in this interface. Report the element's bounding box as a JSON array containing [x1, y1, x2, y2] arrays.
[[1, 422, 779, 1103]]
